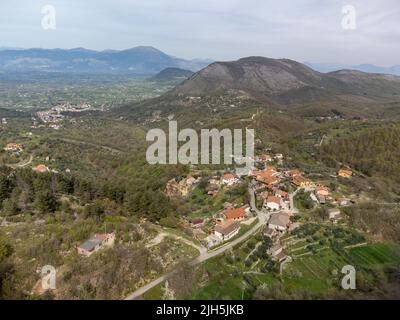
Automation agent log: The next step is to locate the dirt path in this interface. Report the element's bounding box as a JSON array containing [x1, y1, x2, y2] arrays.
[[7, 155, 33, 169], [146, 232, 206, 254]]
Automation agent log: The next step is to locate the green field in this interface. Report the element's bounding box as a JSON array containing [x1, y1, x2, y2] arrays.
[[347, 244, 400, 267]]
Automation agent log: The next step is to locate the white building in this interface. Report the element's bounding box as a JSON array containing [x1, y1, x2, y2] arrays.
[[265, 196, 281, 211], [221, 173, 238, 186], [214, 221, 240, 241]]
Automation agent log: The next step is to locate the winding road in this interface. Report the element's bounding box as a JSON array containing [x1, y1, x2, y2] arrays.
[[124, 185, 269, 300]]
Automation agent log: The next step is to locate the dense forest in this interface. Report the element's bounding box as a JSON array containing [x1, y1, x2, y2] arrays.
[[0, 163, 182, 222], [320, 125, 400, 185]]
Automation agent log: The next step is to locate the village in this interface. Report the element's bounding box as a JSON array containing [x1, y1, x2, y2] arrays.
[[171, 151, 356, 269], [2, 140, 355, 264]]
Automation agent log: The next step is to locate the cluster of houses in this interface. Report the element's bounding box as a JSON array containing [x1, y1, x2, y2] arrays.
[[3, 143, 23, 153], [186, 152, 354, 261]]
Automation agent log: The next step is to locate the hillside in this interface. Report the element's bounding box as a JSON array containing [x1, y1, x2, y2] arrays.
[[151, 67, 194, 82], [117, 56, 400, 126], [0, 47, 210, 74]]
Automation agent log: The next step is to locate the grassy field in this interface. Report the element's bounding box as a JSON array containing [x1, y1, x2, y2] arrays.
[[347, 244, 400, 267]]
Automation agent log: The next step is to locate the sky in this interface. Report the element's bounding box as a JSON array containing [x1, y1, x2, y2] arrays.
[[0, 0, 399, 66]]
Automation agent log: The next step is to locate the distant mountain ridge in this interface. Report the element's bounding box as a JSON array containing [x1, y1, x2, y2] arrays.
[[170, 56, 400, 104], [306, 62, 400, 76], [0, 46, 211, 74]]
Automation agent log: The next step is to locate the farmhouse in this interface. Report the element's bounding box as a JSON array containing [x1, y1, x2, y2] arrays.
[[214, 221, 240, 241], [265, 196, 281, 211], [264, 227, 276, 238], [268, 243, 286, 261], [292, 176, 312, 188], [337, 196, 352, 206], [223, 207, 247, 221], [77, 233, 116, 257], [253, 168, 280, 186], [327, 208, 341, 221], [4, 143, 23, 152], [190, 218, 205, 228], [33, 164, 50, 173], [315, 185, 329, 197], [338, 169, 353, 178], [269, 212, 290, 232]]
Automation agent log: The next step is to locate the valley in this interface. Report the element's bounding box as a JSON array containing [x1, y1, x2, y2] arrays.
[[1, 54, 400, 300]]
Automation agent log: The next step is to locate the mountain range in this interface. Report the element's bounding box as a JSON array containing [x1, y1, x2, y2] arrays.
[[0, 46, 211, 74], [123, 56, 400, 125], [306, 62, 400, 76], [171, 56, 400, 103]]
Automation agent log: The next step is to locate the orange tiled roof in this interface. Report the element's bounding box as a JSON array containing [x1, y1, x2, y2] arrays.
[[338, 169, 353, 176], [266, 196, 280, 205], [223, 207, 246, 219]]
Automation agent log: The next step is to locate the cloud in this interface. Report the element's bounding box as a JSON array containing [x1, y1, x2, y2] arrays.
[[0, 0, 399, 65]]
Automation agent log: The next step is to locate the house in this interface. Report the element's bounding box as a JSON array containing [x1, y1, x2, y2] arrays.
[[4, 143, 23, 152], [292, 176, 312, 188], [315, 185, 330, 197], [33, 164, 50, 173], [337, 196, 352, 206], [317, 194, 326, 204], [268, 243, 286, 261], [338, 169, 353, 178], [253, 168, 280, 186], [265, 196, 281, 211], [214, 221, 240, 241], [257, 154, 273, 162], [209, 177, 222, 186], [274, 153, 284, 161], [327, 208, 341, 221], [269, 212, 290, 232], [223, 207, 247, 221], [264, 227, 276, 238], [289, 222, 301, 232], [275, 189, 288, 199], [221, 173, 238, 186], [190, 218, 205, 228], [284, 169, 304, 178], [77, 233, 116, 257]]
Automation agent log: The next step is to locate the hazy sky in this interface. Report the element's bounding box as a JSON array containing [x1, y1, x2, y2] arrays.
[[1, 0, 399, 65]]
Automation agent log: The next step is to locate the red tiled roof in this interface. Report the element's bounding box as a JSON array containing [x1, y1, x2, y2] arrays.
[[223, 173, 235, 180], [266, 196, 280, 205], [223, 207, 246, 219]]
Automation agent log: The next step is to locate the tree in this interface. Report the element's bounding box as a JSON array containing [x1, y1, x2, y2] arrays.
[[34, 189, 57, 213]]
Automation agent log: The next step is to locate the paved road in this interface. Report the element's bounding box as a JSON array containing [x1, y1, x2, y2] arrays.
[[124, 185, 268, 300]]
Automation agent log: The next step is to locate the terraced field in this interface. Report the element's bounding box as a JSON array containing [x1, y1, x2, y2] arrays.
[[283, 243, 400, 293], [347, 244, 400, 267]]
